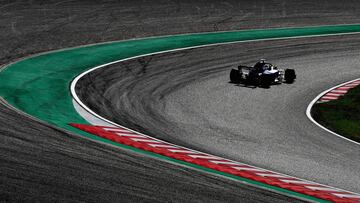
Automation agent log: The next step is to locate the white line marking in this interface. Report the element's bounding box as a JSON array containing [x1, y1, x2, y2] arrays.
[[344, 84, 359, 87], [330, 89, 348, 93], [130, 138, 161, 143], [188, 154, 222, 160], [320, 99, 336, 102], [280, 179, 316, 185], [321, 96, 338, 100], [103, 127, 129, 132], [114, 131, 139, 134], [209, 160, 236, 165], [256, 173, 286, 178], [332, 193, 360, 198], [232, 166, 266, 172], [337, 86, 353, 90], [168, 149, 200, 154], [305, 186, 341, 192], [325, 93, 342, 97], [148, 143, 177, 148], [116, 132, 145, 138]]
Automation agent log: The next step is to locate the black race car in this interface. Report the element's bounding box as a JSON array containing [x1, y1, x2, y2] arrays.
[[230, 59, 296, 87]]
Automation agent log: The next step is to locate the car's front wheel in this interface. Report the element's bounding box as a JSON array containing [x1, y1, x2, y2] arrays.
[[284, 69, 296, 83]]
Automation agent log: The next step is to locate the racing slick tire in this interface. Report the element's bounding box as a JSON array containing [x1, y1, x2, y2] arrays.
[[230, 69, 241, 83], [284, 69, 296, 83]]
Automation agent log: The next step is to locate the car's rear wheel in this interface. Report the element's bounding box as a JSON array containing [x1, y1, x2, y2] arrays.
[[230, 69, 241, 83], [284, 69, 296, 83]]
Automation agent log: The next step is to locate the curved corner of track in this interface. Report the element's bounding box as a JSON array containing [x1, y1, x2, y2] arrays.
[[69, 33, 360, 203], [306, 78, 360, 146]]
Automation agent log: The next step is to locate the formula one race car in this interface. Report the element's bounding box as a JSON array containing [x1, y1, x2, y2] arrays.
[[230, 59, 296, 87]]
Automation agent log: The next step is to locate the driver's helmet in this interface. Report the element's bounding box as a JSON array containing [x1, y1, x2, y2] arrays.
[[263, 64, 270, 70], [254, 59, 266, 70]]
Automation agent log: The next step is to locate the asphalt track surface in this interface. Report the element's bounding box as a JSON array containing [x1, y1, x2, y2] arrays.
[[1, 0, 360, 202], [77, 34, 360, 193]]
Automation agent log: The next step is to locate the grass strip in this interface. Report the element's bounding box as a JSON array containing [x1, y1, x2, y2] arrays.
[[312, 86, 360, 142]]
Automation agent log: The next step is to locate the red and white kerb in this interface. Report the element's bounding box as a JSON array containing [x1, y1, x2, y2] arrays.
[[70, 123, 360, 203], [319, 79, 360, 102]]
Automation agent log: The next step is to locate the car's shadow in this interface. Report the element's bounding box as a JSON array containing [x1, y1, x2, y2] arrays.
[[228, 81, 270, 89]]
